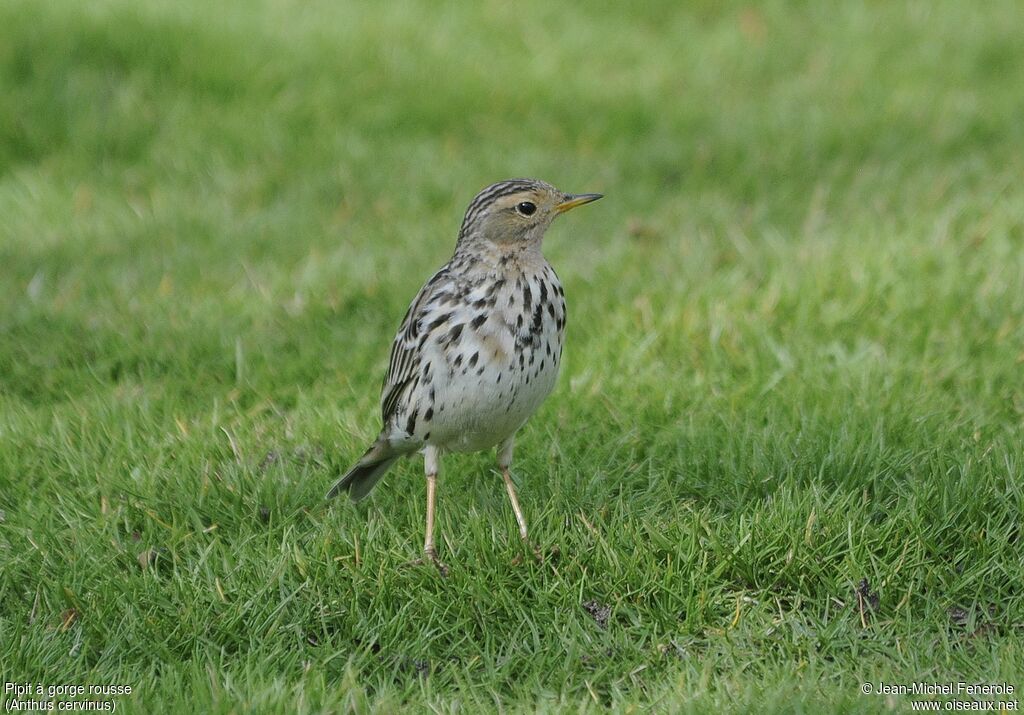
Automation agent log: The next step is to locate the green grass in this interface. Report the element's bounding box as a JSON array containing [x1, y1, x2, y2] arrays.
[[2, 0, 1023, 711]]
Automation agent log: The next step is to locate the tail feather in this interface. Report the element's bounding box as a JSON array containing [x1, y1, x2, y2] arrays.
[[326, 440, 401, 501]]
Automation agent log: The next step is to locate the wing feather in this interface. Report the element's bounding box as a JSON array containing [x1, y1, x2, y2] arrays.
[[379, 266, 449, 425]]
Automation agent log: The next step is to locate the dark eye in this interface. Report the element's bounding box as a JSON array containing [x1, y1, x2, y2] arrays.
[[515, 201, 537, 216]]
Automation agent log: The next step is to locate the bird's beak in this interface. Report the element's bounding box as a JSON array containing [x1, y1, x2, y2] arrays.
[[555, 193, 603, 214]]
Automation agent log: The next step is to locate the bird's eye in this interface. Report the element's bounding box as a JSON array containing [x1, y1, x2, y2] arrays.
[[515, 201, 537, 216]]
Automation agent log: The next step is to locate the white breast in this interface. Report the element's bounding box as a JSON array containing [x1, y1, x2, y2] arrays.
[[420, 264, 566, 453]]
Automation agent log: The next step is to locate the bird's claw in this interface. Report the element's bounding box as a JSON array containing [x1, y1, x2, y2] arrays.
[[512, 542, 559, 566], [406, 547, 449, 577]]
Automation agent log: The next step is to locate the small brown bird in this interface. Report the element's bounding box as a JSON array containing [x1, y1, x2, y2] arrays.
[[327, 179, 602, 571]]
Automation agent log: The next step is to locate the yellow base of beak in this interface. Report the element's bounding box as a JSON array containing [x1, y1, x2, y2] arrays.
[[555, 193, 603, 213]]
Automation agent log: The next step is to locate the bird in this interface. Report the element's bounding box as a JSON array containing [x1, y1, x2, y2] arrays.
[[326, 178, 602, 572]]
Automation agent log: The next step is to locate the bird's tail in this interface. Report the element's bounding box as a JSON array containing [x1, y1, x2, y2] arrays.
[[326, 438, 402, 502]]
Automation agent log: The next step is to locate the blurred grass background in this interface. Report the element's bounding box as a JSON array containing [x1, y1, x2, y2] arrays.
[[1, 0, 1023, 712]]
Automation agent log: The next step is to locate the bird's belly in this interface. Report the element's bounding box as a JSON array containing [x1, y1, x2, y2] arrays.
[[395, 263, 567, 454], [426, 347, 560, 453]]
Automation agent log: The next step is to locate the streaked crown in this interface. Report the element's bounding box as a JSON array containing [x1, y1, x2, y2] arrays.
[[455, 178, 602, 252]]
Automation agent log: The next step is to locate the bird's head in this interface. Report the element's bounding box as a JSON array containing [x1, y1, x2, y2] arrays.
[[456, 178, 602, 254]]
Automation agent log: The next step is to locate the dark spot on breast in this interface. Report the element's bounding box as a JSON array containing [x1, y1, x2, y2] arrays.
[[530, 302, 544, 336], [446, 323, 464, 344], [428, 313, 452, 331], [522, 283, 532, 310], [471, 314, 486, 329], [424, 406, 434, 421], [468, 352, 479, 368], [453, 354, 463, 368], [405, 409, 418, 435]]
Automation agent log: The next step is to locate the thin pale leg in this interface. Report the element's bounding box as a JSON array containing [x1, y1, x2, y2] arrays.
[[423, 445, 439, 557], [420, 445, 447, 575], [497, 436, 529, 542]]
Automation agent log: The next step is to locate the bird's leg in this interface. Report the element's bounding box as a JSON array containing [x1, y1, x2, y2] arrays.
[[501, 470, 529, 543], [424, 475, 438, 558], [497, 437, 527, 541], [498, 437, 543, 563], [420, 445, 448, 575], [503, 467, 543, 558]]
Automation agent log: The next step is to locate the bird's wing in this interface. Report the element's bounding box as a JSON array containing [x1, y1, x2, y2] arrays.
[[380, 266, 451, 425]]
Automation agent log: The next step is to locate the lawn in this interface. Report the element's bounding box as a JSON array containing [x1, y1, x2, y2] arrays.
[[2, 0, 1023, 712]]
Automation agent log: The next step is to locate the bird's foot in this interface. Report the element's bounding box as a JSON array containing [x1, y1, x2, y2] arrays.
[[512, 542, 559, 566], [405, 547, 449, 577]]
